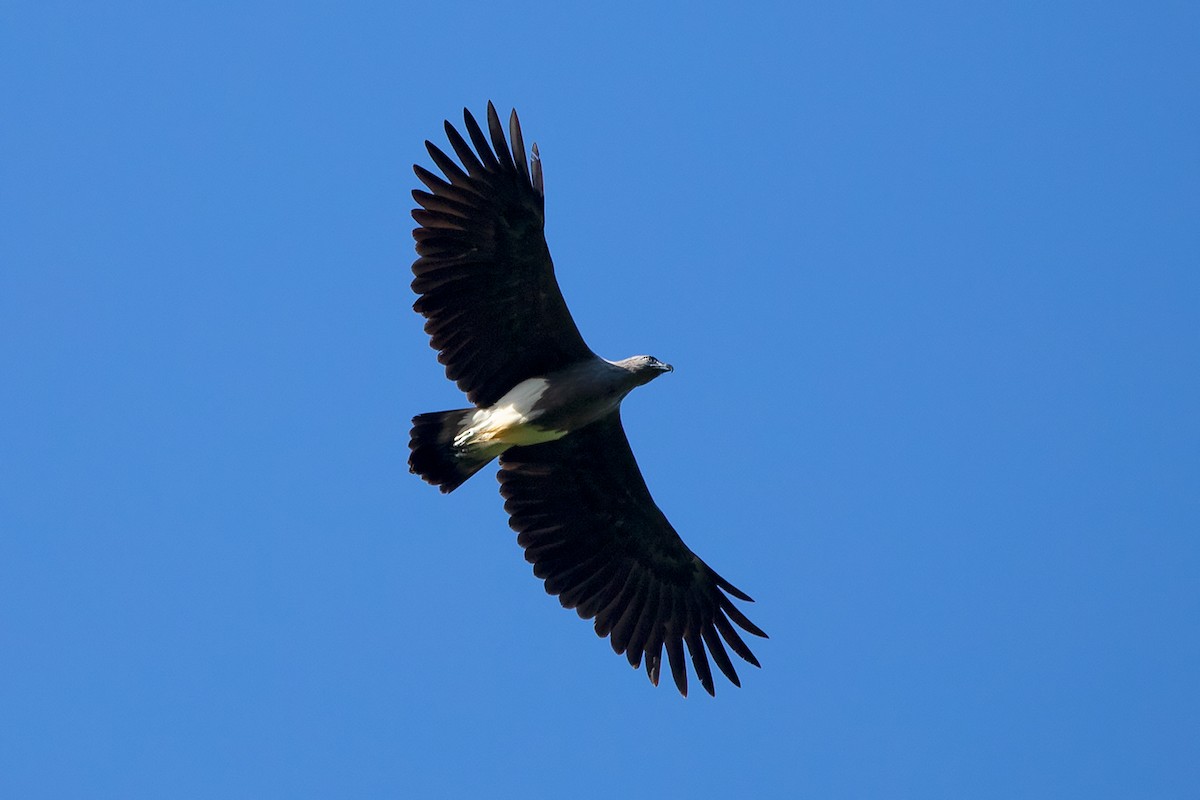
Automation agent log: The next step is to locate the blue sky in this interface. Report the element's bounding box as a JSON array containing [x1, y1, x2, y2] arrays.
[[3, 2, 1198, 797]]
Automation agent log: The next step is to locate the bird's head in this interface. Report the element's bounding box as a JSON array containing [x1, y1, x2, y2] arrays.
[[624, 355, 674, 386]]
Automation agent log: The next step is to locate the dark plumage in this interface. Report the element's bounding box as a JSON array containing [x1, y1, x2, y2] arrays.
[[408, 103, 766, 696]]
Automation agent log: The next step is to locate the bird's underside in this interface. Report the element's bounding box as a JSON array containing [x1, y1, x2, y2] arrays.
[[408, 102, 766, 696]]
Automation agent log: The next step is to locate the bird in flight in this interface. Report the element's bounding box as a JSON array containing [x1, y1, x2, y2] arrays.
[[408, 103, 766, 696]]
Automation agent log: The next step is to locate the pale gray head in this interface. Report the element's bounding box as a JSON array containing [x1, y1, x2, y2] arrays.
[[615, 354, 674, 386]]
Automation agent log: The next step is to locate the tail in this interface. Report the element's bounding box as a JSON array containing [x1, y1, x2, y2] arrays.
[[408, 409, 503, 493]]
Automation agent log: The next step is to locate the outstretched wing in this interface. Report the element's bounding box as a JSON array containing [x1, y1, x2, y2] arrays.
[[411, 103, 594, 407], [498, 412, 767, 696]]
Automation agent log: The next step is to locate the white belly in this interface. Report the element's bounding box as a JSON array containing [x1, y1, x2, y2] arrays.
[[454, 378, 569, 448]]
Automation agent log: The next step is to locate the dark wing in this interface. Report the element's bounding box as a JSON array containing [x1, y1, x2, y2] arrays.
[[498, 412, 767, 697], [411, 103, 595, 407]]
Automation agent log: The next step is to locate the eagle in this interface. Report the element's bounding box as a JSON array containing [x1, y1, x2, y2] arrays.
[[407, 103, 766, 696]]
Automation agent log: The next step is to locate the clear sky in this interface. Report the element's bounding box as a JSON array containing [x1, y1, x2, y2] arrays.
[[3, 2, 1197, 798]]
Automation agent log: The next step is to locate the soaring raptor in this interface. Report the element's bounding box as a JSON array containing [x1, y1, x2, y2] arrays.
[[408, 103, 766, 696]]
